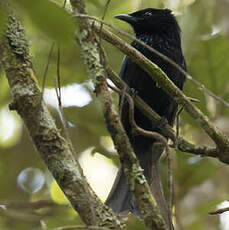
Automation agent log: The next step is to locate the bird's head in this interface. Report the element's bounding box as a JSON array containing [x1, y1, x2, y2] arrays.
[[115, 8, 180, 36]]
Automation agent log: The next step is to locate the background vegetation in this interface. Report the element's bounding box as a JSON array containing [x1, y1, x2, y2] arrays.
[[0, 0, 229, 229]]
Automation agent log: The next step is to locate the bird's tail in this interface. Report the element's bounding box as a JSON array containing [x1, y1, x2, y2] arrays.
[[105, 143, 174, 229], [105, 166, 140, 217], [105, 146, 153, 217]]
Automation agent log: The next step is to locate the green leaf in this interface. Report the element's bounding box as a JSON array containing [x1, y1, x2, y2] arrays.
[[11, 0, 75, 43]]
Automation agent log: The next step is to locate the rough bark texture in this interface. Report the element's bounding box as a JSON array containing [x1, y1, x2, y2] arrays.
[[70, 0, 168, 229], [0, 15, 124, 229]]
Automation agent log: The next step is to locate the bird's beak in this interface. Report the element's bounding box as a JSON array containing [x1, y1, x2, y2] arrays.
[[115, 14, 137, 24]]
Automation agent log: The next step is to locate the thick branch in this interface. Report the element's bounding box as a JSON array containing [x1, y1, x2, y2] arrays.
[[70, 0, 168, 229], [0, 14, 122, 229]]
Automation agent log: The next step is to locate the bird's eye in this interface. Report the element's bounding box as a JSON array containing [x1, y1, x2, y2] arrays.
[[144, 12, 152, 16]]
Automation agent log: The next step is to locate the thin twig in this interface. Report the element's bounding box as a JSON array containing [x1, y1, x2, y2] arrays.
[[99, 0, 111, 38], [175, 97, 198, 144], [176, 107, 183, 141], [209, 207, 229, 215], [54, 47, 97, 223], [75, 13, 229, 108], [63, 0, 67, 8], [97, 0, 111, 68], [119, 84, 127, 117], [0, 199, 61, 209], [50, 226, 110, 230], [167, 148, 173, 217], [57, 46, 62, 100], [41, 41, 55, 97], [173, 160, 183, 230], [54, 49, 73, 150]]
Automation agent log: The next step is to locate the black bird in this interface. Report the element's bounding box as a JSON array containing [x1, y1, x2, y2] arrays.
[[106, 8, 186, 228]]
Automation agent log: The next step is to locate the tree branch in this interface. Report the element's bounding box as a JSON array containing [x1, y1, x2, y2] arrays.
[[0, 12, 122, 229], [70, 0, 168, 229]]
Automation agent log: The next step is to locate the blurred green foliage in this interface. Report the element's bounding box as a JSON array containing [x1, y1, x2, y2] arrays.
[[1, 0, 229, 230], [11, 0, 75, 43]]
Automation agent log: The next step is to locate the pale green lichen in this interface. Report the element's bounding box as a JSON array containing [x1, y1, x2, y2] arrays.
[[5, 16, 29, 59], [11, 82, 33, 94], [76, 29, 105, 84], [125, 162, 147, 193], [95, 204, 124, 229]]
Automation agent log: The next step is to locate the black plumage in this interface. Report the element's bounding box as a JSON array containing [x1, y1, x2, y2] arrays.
[[106, 8, 186, 227]]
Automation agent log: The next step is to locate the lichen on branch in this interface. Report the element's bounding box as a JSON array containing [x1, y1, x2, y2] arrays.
[[70, 0, 168, 229], [0, 10, 122, 230]]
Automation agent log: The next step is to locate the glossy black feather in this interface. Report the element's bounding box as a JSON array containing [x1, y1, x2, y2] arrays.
[[106, 8, 186, 223]]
